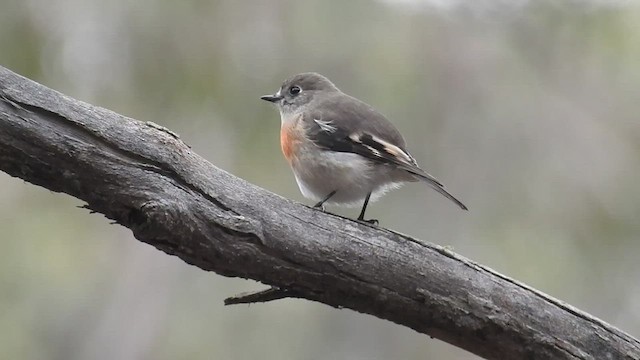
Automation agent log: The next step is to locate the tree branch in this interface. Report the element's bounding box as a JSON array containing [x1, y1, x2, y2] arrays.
[[224, 286, 298, 305], [0, 66, 638, 360]]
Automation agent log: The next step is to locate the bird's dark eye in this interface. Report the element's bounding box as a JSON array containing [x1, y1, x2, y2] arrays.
[[289, 86, 301, 95]]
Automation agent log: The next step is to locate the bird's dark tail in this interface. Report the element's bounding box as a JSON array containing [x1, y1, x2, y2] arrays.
[[413, 172, 468, 210]]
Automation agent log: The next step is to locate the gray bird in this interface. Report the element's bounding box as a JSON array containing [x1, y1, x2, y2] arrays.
[[261, 72, 467, 223]]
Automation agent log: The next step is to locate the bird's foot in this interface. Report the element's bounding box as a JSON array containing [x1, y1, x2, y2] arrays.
[[313, 190, 337, 211], [312, 202, 326, 211], [358, 217, 379, 226]]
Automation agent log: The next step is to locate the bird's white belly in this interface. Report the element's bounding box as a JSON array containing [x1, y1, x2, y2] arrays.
[[291, 149, 406, 207]]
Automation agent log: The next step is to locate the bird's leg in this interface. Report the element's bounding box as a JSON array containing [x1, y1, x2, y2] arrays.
[[313, 190, 337, 211], [357, 192, 378, 225]]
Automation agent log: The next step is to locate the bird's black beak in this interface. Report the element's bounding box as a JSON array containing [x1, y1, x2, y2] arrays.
[[260, 93, 283, 102]]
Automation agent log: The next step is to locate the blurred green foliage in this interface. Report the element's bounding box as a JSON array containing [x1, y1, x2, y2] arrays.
[[1, 1, 640, 359]]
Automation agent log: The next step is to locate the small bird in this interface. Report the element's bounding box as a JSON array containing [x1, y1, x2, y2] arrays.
[[261, 73, 467, 224]]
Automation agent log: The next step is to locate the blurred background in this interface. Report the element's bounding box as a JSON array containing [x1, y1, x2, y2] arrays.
[[1, 0, 640, 359]]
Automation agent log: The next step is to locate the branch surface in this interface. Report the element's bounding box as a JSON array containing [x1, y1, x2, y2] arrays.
[[0, 66, 638, 360]]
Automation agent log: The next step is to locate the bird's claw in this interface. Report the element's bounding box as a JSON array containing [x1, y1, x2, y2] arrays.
[[358, 218, 379, 226]]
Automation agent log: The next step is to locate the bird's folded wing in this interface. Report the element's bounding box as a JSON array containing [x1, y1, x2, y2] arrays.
[[309, 118, 443, 187]]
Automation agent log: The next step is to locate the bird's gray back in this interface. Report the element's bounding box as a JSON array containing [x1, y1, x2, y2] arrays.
[[308, 92, 408, 151]]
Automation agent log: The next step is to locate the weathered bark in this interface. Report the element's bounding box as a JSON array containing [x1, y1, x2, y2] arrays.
[[0, 66, 638, 360]]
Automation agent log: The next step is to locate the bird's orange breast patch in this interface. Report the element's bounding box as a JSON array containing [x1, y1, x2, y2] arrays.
[[280, 123, 301, 163]]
